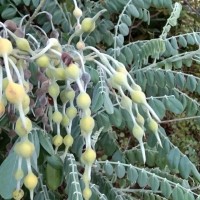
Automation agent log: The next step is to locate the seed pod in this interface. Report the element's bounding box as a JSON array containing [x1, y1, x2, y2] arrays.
[[54, 68, 66, 80], [61, 52, 73, 66], [136, 113, 145, 126], [24, 172, 38, 190], [73, 7, 82, 18], [76, 41, 85, 50], [15, 117, 32, 137], [4, 20, 17, 32], [81, 148, 96, 165], [120, 95, 132, 111], [130, 90, 146, 104], [22, 94, 30, 109], [52, 135, 63, 147], [60, 89, 75, 103], [81, 18, 95, 33], [17, 140, 35, 158], [48, 82, 60, 99], [5, 81, 26, 105], [14, 169, 24, 180], [0, 38, 13, 56], [61, 114, 70, 127], [36, 54, 50, 68], [65, 63, 81, 80], [63, 134, 74, 147], [76, 92, 91, 110], [12, 189, 24, 200], [52, 111, 63, 123], [80, 116, 95, 135], [111, 72, 128, 87], [15, 37, 32, 53], [66, 106, 77, 120], [82, 187, 92, 200]]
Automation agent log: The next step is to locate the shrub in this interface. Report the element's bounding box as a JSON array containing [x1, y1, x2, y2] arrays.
[[0, 0, 200, 200]]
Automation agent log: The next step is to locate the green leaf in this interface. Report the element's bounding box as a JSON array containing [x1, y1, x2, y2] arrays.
[[145, 70, 155, 86], [122, 47, 133, 64], [165, 71, 175, 87], [115, 163, 126, 178], [186, 75, 197, 92], [163, 96, 184, 114], [175, 73, 185, 90], [170, 37, 179, 49], [23, 0, 31, 6], [186, 34, 195, 45], [109, 107, 122, 128], [103, 93, 114, 114], [155, 70, 166, 88], [1, 7, 17, 19], [119, 23, 129, 36], [148, 98, 166, 119], [185, 100, 198, 116], [127, 4, 140, 18], [121, 14, 132, 26], [160, 180, 172, 198], [167, 147, 181, 170], [127, 166, 138, 183], [179, 156, 192, 179], [137, 170, 148, 188], [172, 185, 185, 200], [37, 129, 54, 155], [32, 0, 40, 7], [47, 155, 63, 169], [104, 162, 114, 176], [148, 175, 160, 192], [184, 191, 195, 200], [52, 9, 63, 25], [178, 35, 187, 47]]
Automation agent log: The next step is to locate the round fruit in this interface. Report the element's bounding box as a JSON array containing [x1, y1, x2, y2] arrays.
[[82, 187, 92, 200], [132, 123, 144, 141], [116, 65, 127, 74], [22, 94, 30, 109], [14, 169, 24, 180], [61, 114, 70, 127], [73, 7, 82, 18], [136, 113, 145, 126], [24, 172, 38, 190], [36, 54, 50, 68], [52, 111, 63, 124], [16, 37, 31, 53], [0, 38, 13, 56], [0, 101, 5, 118], [120, 95, 132, 111], [81, 148, 96, 165], [76, 41, 85, 50], [60, 88, 75, 103], [52, 135, 63, 147], [81, 18, 95, 32], [76, 92, 91, 110], [63, 134, 74, 147], [130, 90, 146, 104], [12, 189, 24, 200], [5, 81, 26, 105], [15, 117, 32, 137], [148, 118, 158, 133], [111, 72, 128, 87], [80, 116, 95, 134], [48, 82, 60, 98], [132, 84, 142, 91], [54, 68, 66, 80], [65, 63, 80, 80], [66, 106, 77, 119], [17, 140, 35, 158]]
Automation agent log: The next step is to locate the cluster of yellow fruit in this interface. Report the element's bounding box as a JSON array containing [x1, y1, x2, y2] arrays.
[[0, 38, 37, 200]]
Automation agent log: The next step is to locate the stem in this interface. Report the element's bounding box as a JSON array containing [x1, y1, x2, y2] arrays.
[[3, 54, 12, 82]]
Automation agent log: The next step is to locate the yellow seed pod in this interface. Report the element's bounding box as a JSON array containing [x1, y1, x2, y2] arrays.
[[24, 172, 38, 190], [63, 134, 74, 147], [17, 140, 35, 158], [120, 95, 132, 111], [66, 106, 77, 120], [131, 84, 142, 91], [76, 92, 91, 110], [81, 148, 96, 165], [45, 68, 54, 79], [80, 116, 95, 135], [2, 77, 8, 90], [81, 18, 95, 32], [116, 65, 127, 74], [15, 117, 32, 137], [76, 41, 85, 50], [111, 72, 128, 87], [73, 7, 82, 18], [132, 123, 144, 141], [60, 88, 75, 103], [148, 118, 158, 133], [5, 81, 26, 105], [15, 37, 31, 52], [136, 113, 145, 126], [52, 135, 63, 147], [83, 187, 92, 200], [36, 54, 50, 68], [65, 63, 80, 80], [54, 68, 66, 80], [61, 114, 70, 127], [12, 189, 24, 200], [0, 100, 5, 117], [0, 38, 13, 56], [52, 111, 63, 124], [22, 94, 30, 109], [130, 90, 146, 104], [23, 106, 30, 115], [14, 169, 24, 180], [48, 82, 60, 98]]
